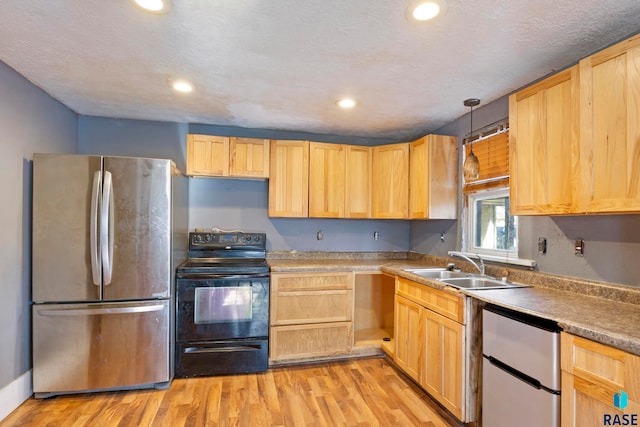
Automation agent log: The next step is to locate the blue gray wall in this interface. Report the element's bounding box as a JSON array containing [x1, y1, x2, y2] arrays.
[[0, 61, 77, 394], [78, 116, 189, 173]]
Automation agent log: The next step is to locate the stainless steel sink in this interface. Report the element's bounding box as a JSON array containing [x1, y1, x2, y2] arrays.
[[404, 268, 471, 280], [439, 276, 528, 290]]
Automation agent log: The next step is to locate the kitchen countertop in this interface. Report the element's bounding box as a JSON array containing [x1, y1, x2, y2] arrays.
[[267, 253, 640, 356]]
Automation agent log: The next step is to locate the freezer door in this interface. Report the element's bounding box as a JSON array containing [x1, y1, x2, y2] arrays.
[[483, 357, 560, 427], [33, 154, 103, 302], [102, 157, 172, 300], [32, 300, 170, 395]]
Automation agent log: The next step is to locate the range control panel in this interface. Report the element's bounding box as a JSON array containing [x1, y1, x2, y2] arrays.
[[189, 231, 266, 248]]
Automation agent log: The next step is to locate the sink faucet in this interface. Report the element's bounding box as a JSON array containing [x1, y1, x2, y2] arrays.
[[451, 252, 486, 276]]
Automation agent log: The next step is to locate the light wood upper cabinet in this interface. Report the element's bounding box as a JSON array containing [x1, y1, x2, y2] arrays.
[[268, 140, 309, 217], [577, 34, 640, 213], [561, 333, 640, 427], [372, 143, 409, 219], [409, 134, 458, 219], [345, 145, 372, 218], [509, 33, 640, 215], [509, 66, 579, 215], [186, 134, 269, 178], [186, 134, 229, 176], [309, 142, 346, 218], [229, 137, 270, 178]]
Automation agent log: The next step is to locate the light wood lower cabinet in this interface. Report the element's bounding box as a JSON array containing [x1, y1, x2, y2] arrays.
[[561, 333, 640, 427], [270, 272, 353, 362], [422, 308, 464, 418], [393, 277, 468, 421], [394, 295, 422, 381], [270, 322, 352, 362]]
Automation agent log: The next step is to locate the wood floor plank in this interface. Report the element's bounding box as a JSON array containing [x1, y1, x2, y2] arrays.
[[1, 357, 464, 427]]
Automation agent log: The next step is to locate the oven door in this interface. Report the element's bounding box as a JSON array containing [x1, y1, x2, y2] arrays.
[[176, 273, 270, 341]]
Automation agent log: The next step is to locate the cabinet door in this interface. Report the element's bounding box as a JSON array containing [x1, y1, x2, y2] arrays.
[[186, 134, 229, 176], [309, 142, 346, 218], [229, 137, 269, 178], [577, 35, 640, 213], [268, 140, 309, 217], [394, 295, 422, 381], [409, 135, 458, 219], [372, 143, 409, 218], [345, 145, 372, 218], [421, 308, 465, 420], [561, 333, 640, 427], [509, 66, 578, 215]]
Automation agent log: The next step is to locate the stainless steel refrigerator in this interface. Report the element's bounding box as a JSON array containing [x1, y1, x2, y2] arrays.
[[31, 153, 187, 398]]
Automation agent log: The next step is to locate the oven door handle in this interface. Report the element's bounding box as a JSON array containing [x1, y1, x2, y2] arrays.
[[185, 345, 263, 354], [180, 273, 271, 280]]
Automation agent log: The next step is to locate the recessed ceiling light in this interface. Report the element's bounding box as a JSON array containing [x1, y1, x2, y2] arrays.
[[337, 98, 357, 109], [134, 0, 167, 12], [409, 0, 447, 21], [172, 80, 193, 93]]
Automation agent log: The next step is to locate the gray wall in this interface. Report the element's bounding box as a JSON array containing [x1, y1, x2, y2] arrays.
[[410, 96, 640, 287], [78, 116, 189, 173], [0, 61, 77, 389]]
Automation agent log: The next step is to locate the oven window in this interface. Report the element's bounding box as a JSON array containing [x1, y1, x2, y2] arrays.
[[194, 287, 253, 324]]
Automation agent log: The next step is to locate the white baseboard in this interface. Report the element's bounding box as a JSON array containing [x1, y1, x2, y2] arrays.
[[0, 370, 32, 422]]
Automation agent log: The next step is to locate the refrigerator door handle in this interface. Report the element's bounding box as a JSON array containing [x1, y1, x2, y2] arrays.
[[90, 170, 102, 286], [101, 171, 115, 286], [36, 304, 165, 317]]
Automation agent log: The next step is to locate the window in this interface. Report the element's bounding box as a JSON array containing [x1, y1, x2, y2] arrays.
[[466, 188, 518, 259]]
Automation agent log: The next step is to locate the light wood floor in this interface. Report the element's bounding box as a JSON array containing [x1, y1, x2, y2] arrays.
[[2, 357, 462, 427]]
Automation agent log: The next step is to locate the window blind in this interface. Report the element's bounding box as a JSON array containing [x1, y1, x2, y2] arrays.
[[463, 129, 509, 195]]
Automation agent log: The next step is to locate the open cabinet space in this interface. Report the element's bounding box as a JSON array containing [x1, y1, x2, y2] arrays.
[[353, 272, 395, 354]]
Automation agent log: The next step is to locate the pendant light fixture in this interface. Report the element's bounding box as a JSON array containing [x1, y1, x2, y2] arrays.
[[463, 98, 480, 181]]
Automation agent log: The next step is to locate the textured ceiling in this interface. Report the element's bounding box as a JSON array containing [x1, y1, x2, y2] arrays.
[[0, 1, 639, 141]]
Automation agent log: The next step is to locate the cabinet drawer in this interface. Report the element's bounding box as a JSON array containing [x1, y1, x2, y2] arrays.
[[271, 289, 353, 325], [271, 272, 353, 292], [396, 277, 464, 323], [270, 322, 352, 361]]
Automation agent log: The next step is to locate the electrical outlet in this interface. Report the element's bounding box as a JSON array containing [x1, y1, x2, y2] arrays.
[[316, 230, 323, 240], [538, 237, 547, 254], [374, 231, 379, 241], [575, 238, 584, 256]]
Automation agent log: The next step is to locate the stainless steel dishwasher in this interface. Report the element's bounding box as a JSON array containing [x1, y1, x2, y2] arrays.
[[482, 304, 561, 427]]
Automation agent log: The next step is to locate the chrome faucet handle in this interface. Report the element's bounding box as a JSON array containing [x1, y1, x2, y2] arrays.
[[476, 254, 486, 275]]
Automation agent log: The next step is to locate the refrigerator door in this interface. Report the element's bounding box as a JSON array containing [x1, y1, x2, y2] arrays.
[[102, 157, 172, 300], [32, 154, 103, 303], [32, 300, 170, 395], [483, 307, 561, 390]]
